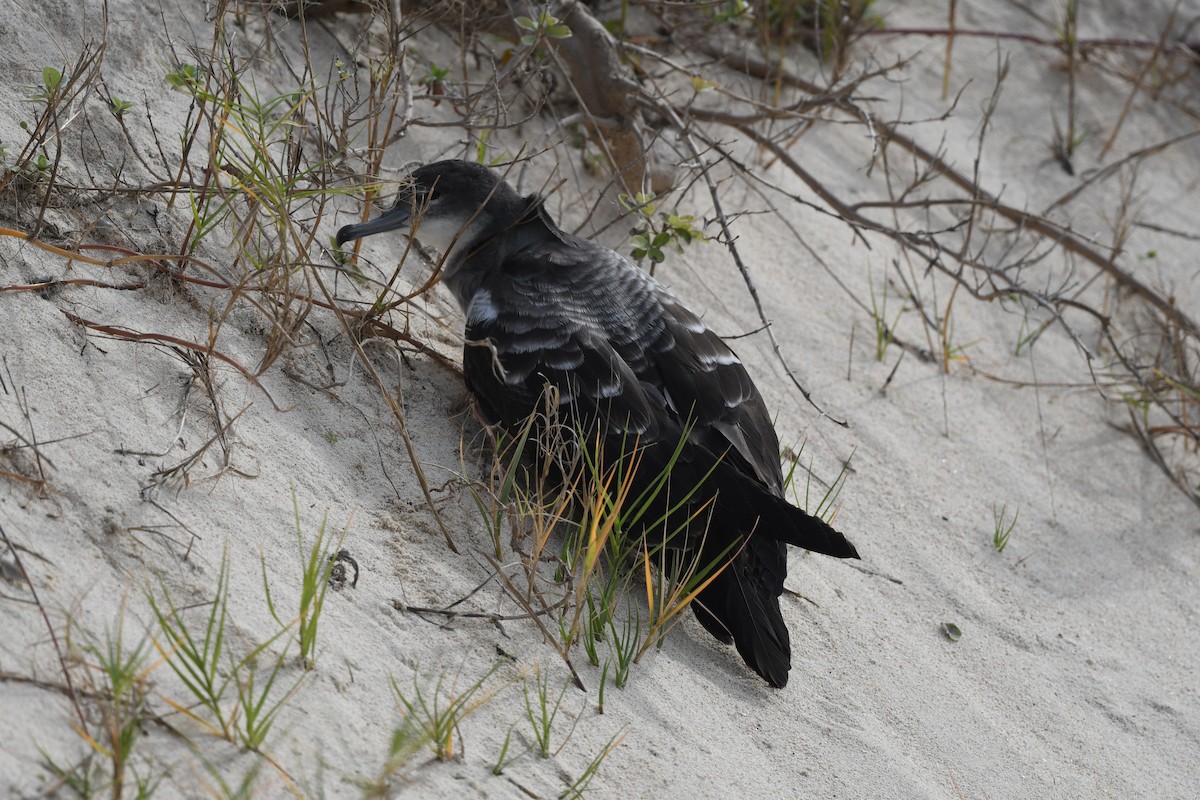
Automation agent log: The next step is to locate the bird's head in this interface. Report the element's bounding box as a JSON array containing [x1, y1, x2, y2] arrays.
[[335, 160, 526, 263]]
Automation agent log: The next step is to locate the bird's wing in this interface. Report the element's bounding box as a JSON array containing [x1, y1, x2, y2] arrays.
[[459, 244, 660, 442], [639, 293, 786, 494], [464, 237, 787, 493]]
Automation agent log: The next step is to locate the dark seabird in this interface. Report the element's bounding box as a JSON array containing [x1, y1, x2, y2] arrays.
[[337, 160, 859, 687]]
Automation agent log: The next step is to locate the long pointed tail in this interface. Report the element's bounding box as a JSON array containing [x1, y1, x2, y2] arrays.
[[712, 461, 859, 559], [764, 497, 859, 559]]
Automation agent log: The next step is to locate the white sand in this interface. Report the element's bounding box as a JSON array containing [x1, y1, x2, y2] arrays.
[[2, 1, 1198, 798]]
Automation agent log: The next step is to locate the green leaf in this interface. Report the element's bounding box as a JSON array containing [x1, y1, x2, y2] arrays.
[[42, 67, 62, 94], [621, 191, 656, 217], [940, 622, 962, 642], [108, 97, 134, 117], [165, 64, 201, 90]]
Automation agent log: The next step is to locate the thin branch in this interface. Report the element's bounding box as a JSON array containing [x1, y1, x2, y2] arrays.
[[0, 521, 87, 729]]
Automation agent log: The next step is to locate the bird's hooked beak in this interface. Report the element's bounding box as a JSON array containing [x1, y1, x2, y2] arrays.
[[335, 202, 413, 248]]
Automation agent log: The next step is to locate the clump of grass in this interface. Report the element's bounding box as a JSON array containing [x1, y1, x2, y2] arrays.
[[148, 547, 303, 750], [40, 597, 163, 800], [390, 661, 505, 761], [635, 512, 733, 664], [470, 404, 855, 696], [38, 749, 100, 799], [363, 713, 430, 796], [465, 413, 540, 561], [868, 274, 901, 362], [234, 649, 300, 750], [490, 723, 528, 776], [714, 0, 882, 77], [992, 503, 1019, 553], [564, 422, 734, 677], [146, 552, 236, 739], [523, 662, 576, 759], [560, 728, 626, 800], [605, 605, 640, 691], [262, 491, 350, 670], [162, 54, 334, 274], [1051, 0, 1083, 174], [75, 599, 156, 798]]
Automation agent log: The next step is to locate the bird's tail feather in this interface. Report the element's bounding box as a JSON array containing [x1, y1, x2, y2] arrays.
[[711, 461, 859, 560], [762, 497, 859, 559], [689, 478, 855, 687], [693, 538, 792, 688]]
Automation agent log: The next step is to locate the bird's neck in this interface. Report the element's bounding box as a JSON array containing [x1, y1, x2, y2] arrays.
[[443, 198, 561, 311]]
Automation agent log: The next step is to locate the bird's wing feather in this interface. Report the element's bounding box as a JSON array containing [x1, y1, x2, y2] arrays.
[[460, 237, 859, 551], [461, 245, 658, 439], [464, 237, 787, 493], [645, 296, 786, 494]]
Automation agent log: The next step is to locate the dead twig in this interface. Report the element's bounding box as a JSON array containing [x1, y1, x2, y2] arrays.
[[0, 521, 87, 729]]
